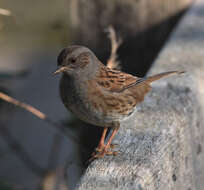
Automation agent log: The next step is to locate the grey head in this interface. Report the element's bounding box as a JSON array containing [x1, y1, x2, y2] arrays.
[[53, 45, 101, 79]]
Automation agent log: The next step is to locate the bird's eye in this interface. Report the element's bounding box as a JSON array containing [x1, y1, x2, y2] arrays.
[[69, 57, 76, 64]]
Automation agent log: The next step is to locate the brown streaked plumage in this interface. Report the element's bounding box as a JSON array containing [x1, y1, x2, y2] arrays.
[[53, 45, 184, 160]]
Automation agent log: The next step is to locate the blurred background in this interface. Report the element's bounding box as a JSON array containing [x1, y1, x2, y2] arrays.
[[0, 0, 192, 189]]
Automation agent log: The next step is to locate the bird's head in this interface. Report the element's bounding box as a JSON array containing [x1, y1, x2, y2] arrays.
[[53, 45, 99, 78]]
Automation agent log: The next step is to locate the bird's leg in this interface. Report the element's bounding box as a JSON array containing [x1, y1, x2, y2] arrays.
[[95, 127, 108, 152], [103, 126, 119, 155], [89, 125, 119, 161]]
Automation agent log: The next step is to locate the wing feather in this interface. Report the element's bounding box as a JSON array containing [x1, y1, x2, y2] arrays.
[[96, 66, 152, 105]]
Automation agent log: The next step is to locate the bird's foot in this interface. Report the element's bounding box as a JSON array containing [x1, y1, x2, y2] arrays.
[[88, 145, 118, 162], [95, 145, 104, 153], [95, 143, 118, 152], [109, 143, 118, 149]]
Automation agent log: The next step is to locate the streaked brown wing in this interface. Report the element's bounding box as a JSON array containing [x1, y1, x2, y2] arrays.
[[97, 66, 139, 92], [94, 66, 152, 115], [97, 66, 151, 98]]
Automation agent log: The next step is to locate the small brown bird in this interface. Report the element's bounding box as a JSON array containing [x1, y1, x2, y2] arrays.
[[53, 45, 183, 159]]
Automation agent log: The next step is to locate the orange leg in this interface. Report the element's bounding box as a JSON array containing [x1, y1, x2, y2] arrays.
[[95, 127, 108, 152], [104, 126, 119, 151], [89, 126, 119, 161]]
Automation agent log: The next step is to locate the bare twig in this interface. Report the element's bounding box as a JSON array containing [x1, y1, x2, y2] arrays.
[[0, 92, 46, 120], [0, 8, 11, 16], [106, 26, 122, 70], [40, 167, 68, 190], [0, 92, 89, 153]]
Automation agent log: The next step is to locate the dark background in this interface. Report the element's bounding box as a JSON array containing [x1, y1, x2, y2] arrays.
[[0, 0, 192, 189]]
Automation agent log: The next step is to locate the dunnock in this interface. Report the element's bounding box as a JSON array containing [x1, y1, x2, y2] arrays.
[[53, 45, 183, 159]]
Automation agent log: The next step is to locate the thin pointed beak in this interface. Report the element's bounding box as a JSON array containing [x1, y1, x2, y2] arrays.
[[52, 67, 66, 76]]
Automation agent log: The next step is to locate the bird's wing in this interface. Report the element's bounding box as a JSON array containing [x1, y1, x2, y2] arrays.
[[97, 66, 149, 91], [96, 66, 152, 104]]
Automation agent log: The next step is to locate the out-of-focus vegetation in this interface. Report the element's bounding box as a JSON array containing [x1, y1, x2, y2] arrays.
[[0, 0, 71, 51]]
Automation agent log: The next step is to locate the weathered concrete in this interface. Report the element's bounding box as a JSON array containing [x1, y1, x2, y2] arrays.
[[76, 0, 204, 189]]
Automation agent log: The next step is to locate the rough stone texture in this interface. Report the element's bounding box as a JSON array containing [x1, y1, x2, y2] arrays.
[[76, 0, 204, 189]]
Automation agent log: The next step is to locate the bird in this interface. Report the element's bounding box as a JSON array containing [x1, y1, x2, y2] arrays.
[[53, 45, 184, 160]]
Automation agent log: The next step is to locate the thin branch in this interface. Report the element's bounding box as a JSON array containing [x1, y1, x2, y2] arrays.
[[0, 92, 46, 120], [0, 92, 89, 154], [0, 93, 65, 169], [40, 166, 69, 190], [106, 25, 122, 70], [0, 8, 12, 16]]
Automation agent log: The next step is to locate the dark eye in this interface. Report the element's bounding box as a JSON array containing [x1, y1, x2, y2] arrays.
[[69, 57, 76, 64]]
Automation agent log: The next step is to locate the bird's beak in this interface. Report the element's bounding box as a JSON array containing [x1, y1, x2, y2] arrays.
[[52, 66, 66, 76]]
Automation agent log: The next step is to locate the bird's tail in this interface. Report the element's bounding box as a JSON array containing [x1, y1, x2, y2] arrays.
[[145, 71, 185, 84]]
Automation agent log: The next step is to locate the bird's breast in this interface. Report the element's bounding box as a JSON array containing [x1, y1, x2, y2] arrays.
[[86, 79, 137, 122], [59, 75, 109, 126], [59, 75, 137, 127]]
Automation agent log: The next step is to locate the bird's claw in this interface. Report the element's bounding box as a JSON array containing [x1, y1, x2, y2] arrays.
[[88, 148, 118, 162]]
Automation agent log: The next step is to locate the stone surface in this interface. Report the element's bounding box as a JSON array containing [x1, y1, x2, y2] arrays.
[[76, 0, 204, 189]]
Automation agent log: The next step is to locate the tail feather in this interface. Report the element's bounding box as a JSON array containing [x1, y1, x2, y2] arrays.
[[119, 70, 185, 92], [145, 71, 185, 83]]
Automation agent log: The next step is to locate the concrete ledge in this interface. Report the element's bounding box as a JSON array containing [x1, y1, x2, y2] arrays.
[[76, 0, 204, 189]]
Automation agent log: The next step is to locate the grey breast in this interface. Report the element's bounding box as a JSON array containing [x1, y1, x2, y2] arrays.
[[60, 74, 108, 127]]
